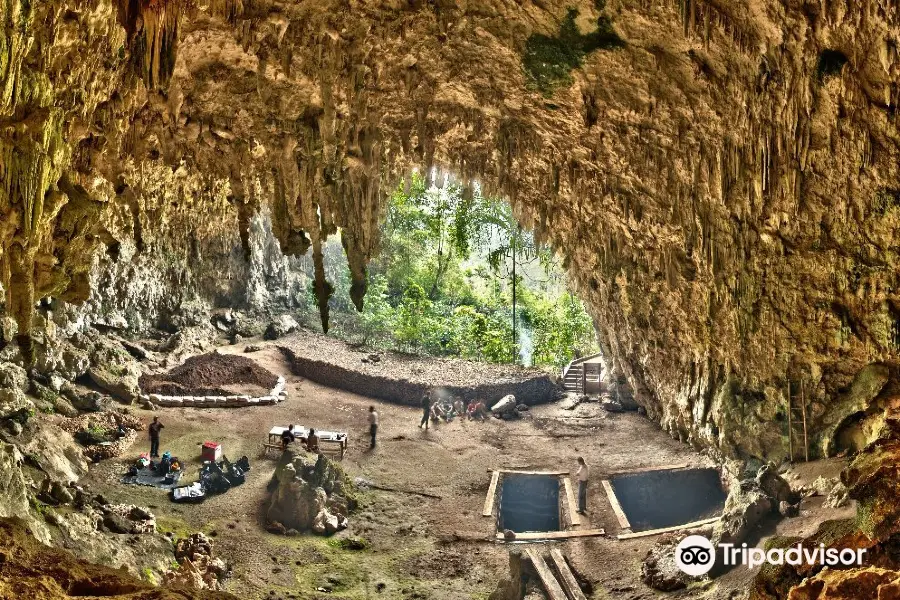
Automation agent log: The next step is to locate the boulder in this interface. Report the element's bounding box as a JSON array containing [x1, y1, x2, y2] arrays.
[[491, 395, 517, 414], [60, 383, 109, 412], [713, 463, 793, 547], [50, 482, 74, 505], [641, 536, 692, 591], [88, 365, 140, 404], [0, 362, 28, 393], [17, 421, 89, 483], [265, 450, 355, 534], [825, 482, 850, 509], [601, 398, 624, 413], [0, 388, 34, 421], [263, 315, 300, 341], [102, 513, 135, 534], [779, 500, 799, 517]]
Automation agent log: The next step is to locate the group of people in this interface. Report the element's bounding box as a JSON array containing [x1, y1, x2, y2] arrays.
[[418, 391, 489, 429], [280, 424, 320, 453], [144, 395, 592, 514]]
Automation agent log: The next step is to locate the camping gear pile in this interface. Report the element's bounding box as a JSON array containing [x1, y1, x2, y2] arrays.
[[171, 456, 251, 503], [126, 451, 183, 484]]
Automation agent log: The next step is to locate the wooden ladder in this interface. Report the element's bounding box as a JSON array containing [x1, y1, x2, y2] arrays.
[[786, 379, 809, 462]]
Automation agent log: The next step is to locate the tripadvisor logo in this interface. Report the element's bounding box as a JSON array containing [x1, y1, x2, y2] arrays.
[[675, 535, 716, 576], [674, 535, 867, 576]]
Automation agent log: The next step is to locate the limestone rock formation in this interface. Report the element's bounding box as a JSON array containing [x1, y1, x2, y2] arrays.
[[166, 533, 231, 591], [751, 412, 900, 598], [713, 463, 796, 548], [4, 0, 900, 467], [265, 449, 355, 535], [0, 518, 234, 600]]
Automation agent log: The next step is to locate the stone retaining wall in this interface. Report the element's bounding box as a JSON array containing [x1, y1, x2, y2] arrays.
[[140, 376, 287, 408], [279, 348, 558, 407]]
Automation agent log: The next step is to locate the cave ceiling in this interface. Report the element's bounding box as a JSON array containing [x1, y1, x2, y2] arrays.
[[3, 0, 900, 456]]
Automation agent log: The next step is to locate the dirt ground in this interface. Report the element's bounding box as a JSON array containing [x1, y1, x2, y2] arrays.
[[82, 341, 852, 600]]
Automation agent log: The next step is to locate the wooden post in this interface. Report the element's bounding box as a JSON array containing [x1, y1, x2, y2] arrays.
[[581, 366, 586, 395], [801, 380, 809, 462], [786, 380, 793, 462]]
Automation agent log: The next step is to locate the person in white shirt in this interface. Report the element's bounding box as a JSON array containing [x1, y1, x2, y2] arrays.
[[575, 457, 589, 514], [368, 406, 379, 449]]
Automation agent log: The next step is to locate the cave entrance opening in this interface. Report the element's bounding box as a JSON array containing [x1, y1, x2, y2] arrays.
[[497, 474, 561, 533], [301, 171, 601, 371], [604, 467, 726, 534]]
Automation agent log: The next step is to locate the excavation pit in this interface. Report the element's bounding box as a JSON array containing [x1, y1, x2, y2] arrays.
[[606, 467, 725, 533], [497, 474, 561, 533]]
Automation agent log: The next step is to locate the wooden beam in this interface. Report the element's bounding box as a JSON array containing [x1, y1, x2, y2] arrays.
[[608, 463, 690, 476], [498, 469, 570, 476], [550, 549, 587, 600], [483, 471, 500, 517], [615, 517, 720, 540], [601, 480, 631, 530], [563, 477, 581, 526], [525, 549, 567, 600], [801, 379, 809, 462], [496, 529, 605, 541], [787, 380, 793, 462]]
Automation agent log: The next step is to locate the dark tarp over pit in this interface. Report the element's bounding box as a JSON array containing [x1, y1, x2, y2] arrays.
[[609, 467, 726, 532], [498, 474, 560, 533]]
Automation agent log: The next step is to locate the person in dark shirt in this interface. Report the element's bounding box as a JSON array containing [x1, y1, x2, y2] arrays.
[[280, 424, 296, 451], [420, 392, 432, 430], [148, 417, 164, 458]]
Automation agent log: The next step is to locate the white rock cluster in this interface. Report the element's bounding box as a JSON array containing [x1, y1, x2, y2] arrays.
[[141, 376, 287, 408]]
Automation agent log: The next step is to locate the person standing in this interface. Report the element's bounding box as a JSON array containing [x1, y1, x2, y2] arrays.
[[148, 416, 164, 458], [575, 456, 589, 514], [420, 391, 432, 430], [368, 406, 379, 449]]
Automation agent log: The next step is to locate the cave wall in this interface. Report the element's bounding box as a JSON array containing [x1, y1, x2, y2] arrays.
[[4, 0, 900, 459]]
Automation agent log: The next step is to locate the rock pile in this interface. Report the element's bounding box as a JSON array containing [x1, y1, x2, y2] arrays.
[[265, 449, 356, 536], [59, 411, 142, 460], [165, 533, 230, 591], [99, 504, 157, 534]]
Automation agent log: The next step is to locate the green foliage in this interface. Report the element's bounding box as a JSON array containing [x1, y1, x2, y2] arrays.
[[523, 8, 624, 96], [323, 176, 599, 367]]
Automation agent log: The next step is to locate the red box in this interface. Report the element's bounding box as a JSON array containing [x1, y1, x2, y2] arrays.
[[201, 442, 222, 462]]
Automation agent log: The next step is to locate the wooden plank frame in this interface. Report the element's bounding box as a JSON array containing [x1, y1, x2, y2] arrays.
[[483, 471, 500, 517], [606, 463, 690, 477], [601, 479, 632, 530], [525, 549, 568, 600], [616, 516, 720, 540], [550, 548, 588, 600], [496, 528, 606, 541], [498, 469, 570, 476], [563, 477, 581, 526]]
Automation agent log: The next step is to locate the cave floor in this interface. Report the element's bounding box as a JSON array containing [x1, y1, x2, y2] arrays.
[[80, 343, 852, 600]]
